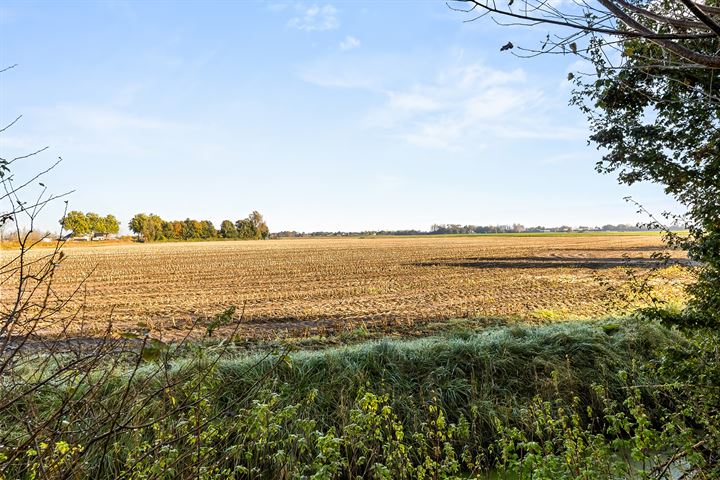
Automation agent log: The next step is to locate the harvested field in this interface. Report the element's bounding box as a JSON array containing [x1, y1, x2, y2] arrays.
[[2, 235, 693, 339]]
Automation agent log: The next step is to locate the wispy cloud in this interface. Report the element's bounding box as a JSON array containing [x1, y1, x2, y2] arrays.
[[288, 4, 339, 31], [372, 63, 580, 150], [339, 35, 360, 51], [298, 53, 417, 90], [299, 57, 586, 151]]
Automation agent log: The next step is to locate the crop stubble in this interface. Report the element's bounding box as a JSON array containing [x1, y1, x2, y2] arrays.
[[3, 235, 691, 339]]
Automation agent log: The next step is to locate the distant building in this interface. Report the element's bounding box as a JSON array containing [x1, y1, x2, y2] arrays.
[[91, 233, 118, 241]]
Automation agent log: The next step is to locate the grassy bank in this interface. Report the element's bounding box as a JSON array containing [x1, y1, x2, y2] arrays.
[[216, 319, 677, 427], [1, 318, 717, 479]]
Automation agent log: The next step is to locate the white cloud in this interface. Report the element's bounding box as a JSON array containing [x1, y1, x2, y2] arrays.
[[298, 57, 385, 89], [299, 57, 585, 151], [339, 35, 360, 51], [288, 4, 339, 31], [368, 64, 575, 150]]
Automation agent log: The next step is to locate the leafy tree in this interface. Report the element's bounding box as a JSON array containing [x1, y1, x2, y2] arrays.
[[457, 0, 720, 322], [220, 220, 237, 238], [129, 213, 148, 239], [235, 218, 256, 239], [162, 220, 180, 240], [103, 214, 120, 234], [60, 211, 90, 236], [128, 211, 268, 242], [166, 220, 184, 240], [571, 36, 720, 322], [86, 212, 101, 234], [455, 0, 720, 68], [61, 211, 119, 236], [129, 213, 163, 242], [182, 218, 203, 239], [249, 210, 270, 240], [146, 214, 164, 241], [200, 220, 216, 239]]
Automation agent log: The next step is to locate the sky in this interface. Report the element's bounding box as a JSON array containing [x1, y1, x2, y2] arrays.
[[0, 0, 680, 233]]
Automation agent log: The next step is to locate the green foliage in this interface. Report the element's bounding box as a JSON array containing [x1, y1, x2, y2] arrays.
[[235, 211, 270, 240], [61, 211, 119, 236], [205, 306, 236, 337], [219, 220, 237, 238], [493, 328, 720, 479], [140, 337, 169, 362], [200, 220, 216, 239], [3, 320, 718, 479], [128, 213, 164, 242], [571, 36, 720, 324], [60, 210, 90, 235], [128, 211, 268, 242], [104, 214, 120, 234], [181, 218, 201, 239]]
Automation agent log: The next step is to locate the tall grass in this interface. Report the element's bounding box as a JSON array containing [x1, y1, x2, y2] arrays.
[[216, 319, 677, 430], [4, 318, 714, 479]]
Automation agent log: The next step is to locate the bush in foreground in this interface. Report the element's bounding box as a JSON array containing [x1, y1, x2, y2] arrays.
[[2, 318, 718, 479]]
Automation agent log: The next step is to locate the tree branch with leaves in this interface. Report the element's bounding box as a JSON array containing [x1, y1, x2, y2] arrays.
[[453, 0, 720, 68]]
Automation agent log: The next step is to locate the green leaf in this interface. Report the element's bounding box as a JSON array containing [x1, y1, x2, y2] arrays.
[[141, 347, 161, 362], [141, 338, 168, 362]]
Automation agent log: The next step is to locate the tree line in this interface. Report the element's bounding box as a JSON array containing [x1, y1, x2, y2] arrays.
[[128, 210, 269, 242], [272, 223, 681, 238], [428, 223, 680, 235], [60, 211, 120, 236]]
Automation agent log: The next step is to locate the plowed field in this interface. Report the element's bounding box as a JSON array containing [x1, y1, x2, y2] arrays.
[[3, 235, 692, 339]]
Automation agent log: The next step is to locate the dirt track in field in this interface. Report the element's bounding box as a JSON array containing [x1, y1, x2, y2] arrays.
[[3, 235, 692, 340]]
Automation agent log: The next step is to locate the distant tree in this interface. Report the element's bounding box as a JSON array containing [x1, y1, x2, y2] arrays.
[[181, 218, 194, 239], [129, 213, 163, 242], [86, 212, 101, 234], [60, 211, 90, 236], [161, 221, 173, 240], [235, 218, 256, 239], [60, 211, 119, 237], [128, 211, 266, 242], [163, 220, 183, 240], [172, 221, 183, 238], [248, 211, 270, 240], [162, 221, 178, 240], [181, 218, 204, 239], [220, 220, 237, 238], [146, 214, 164, 241], [103, 214, 120, 234], [199, 220, 216, 239], [129, 213, 148, 240]]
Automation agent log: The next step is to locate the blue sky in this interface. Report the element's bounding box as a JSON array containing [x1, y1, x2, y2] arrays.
[[1, 1, 678, 233]]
